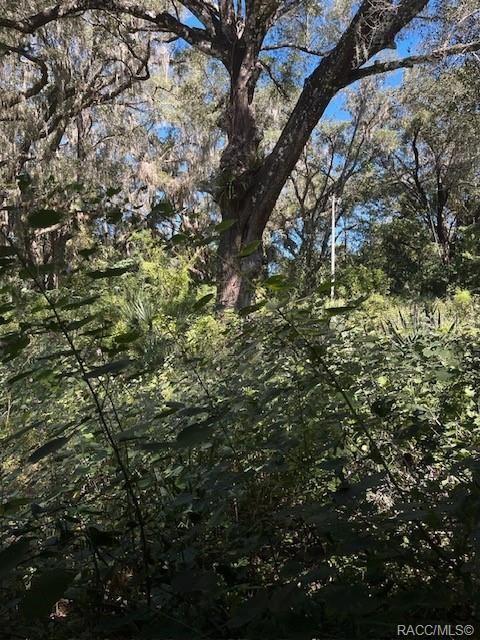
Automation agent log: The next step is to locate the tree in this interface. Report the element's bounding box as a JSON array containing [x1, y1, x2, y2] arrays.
[[1, 1, 479, 307], [271, 80, 390, 294], [373, 65, 480, 264]]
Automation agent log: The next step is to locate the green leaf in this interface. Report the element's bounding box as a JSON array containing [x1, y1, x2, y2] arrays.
[[264, 274, 291, 291], [114, 329, 142, 345], [239, 240, 261, 258], [78, 246, 97, 259], [151, 199, 175, 217], [0, 333, 30, 360], [27, 210, 64, 229], [106, 209, 123, 224], [28, 436, 69, 464], [176, 422, 214, 448], [61, 295, 100, 310], [0, 421, 40, 446], [316, 280, 333, 295], [238, 300, 267, 316], [19, 567, 73, 620], [0, 538, 31, 579], [0, 303, 15, 314], [193, 293, 215, 310], [85, 359, 132, 379], [324, 305, 357, 316], [87, 526, 117, 548], [64, 314, 97, 332], [7, 368, 37, 385], [87, 264, 136, 279], [171, 570, 219, 594], [171, 233, 188, 245], [105, 187, 122, 198], [215, 219, 236, 233]]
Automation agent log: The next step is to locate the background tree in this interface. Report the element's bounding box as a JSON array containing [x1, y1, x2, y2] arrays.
[[1, 0, 479, 306]]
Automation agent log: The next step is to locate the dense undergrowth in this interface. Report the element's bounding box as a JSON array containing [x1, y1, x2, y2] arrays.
[[1, 232, 480, 639]]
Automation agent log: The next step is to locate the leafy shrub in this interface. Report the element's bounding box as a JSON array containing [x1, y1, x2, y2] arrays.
[[1, 232, 480, 639]]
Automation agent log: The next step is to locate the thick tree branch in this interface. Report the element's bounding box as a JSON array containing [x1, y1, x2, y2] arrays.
[[246, 0, 430, 231], [0, 1, 221, 57], [261, 42, 331, 57], [350, 39, 480, 81], [180, 0, 219, 34]]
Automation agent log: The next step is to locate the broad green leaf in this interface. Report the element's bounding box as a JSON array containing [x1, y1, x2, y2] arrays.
[[193, 293, 215, 310], [87, 264, 136, 279], [136, 441, 169, 452], [215, 219, 237, 233], [264, 274, 291, 291], [171, 233, 188, 245], [85, 359, 132, 379], [19, 567, 73, 620], [176, 422, 214, 448], [78, 246, 97, 258], [19, 263, 56, 280], [64, 314, 97, 332], [87, 526, 117, 547], [238, 300, 267, 316], [0, 303, 15, 314], [106, 209, 123, 224], [324, 305, 358, 316], [7, 368, 37, 384], [0, 333, 30, 360], [239, 240, 261, 258], [117, 428, 141, 442], [27, 210, 64, 229], [105, 187, 122, 198], [61, 295, 100, 310], [114, 329, 142, 344], [28, 436, 69, 464], [171, 570, 219, 594], [0, 421, 41, 446]]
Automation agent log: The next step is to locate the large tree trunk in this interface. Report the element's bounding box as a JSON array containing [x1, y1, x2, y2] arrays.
[[215, 17, 264, 309], [217, 206, 264, 309]]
